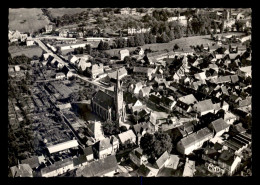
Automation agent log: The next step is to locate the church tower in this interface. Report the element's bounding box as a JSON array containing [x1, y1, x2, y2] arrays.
[[115, 70, 124, 122]]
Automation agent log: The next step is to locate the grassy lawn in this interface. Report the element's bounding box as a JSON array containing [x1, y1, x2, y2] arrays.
[[9, 8, 50, 33], [9, 45, 43, 58], [105, 32, 245, 56], [48, 8, 89, 18]]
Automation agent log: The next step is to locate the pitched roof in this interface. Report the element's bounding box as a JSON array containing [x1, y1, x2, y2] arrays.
[[108, 67, 127, 79], [133, 67, 153, 74], [210, 118, 230, 134], [217, 76, 231, 84], [21, 156, 40, 169], [183, 159, 195, 177], [88, 121, 105, 140], [41, 158, 73, 175], [118, 130, 136, 144], [47, 140, 79, 154], [165, 155, 180, 170], [76, 155, 118, 177], [239, 66, 251, 74], [92, 90, 115, 109], [239, 97, 251, 107], [230, 75, 239, 83], [83, 146, 93, 156], [178, 94, 198, 105], [10, 164, 33, 177], [155, 151, 170, 169], [73, 155, 88, 166], [138, 165, 152, 177], [99, 138, 112, 151], [193, 99, 214, 113], [179, 127, 213, 148]]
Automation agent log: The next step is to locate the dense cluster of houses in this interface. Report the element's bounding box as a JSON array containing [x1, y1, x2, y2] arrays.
[[9, 8, 251, 178]]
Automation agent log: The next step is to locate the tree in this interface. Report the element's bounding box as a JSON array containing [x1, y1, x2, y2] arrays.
[[119, 126, 127, 132], [174, 44, 179, 50], [56, 46, 62, 55], [143, 32, 150, 44], [85, 44, 92, 55], [158, 32, 170, 43], [124, 56, 131, 63], [127, 36, 135, 47], [140, 132, 172, 161], [98, 40, 105, 50], [149, 34, 156, 44], [168, 30, 175, 41], [103, 42, 111, 50]]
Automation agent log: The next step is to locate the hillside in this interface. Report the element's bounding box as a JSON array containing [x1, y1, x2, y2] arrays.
[[9, 8, 50, 33]]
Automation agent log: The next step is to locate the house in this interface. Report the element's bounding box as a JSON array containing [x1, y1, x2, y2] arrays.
[[130, 99, 144, 113], [88, 63, 104, 79], [95, 137, 113, 159], [164, 155, 180, 170], [26, 38, 34, 46], [129, 147, 148, 167], [68, 55, 78, 65], [217, 150, 242, 176], [118, 129, 136, 146], [193, 99, 215, 116], [14, 65, 20, 72], [75, 58, 91, 71], [224, 111, 237, 125], [115, 49, 130, 60], [149, 111, 169, 128], [107, 67, 128, 80], [237, 66, 251, 78], [21, 156, 40, 169], [83, 147, 94, 161], [76, 155, 118, 177], [139, 86, 151, 98], [154, 151, 170, 169], [10, 164, 33, 177], [176, 127, 213, 155], [183, 158, 196, 177], [41, 158, 74, 177], [134, 47, 145, 55], [45, 25, 53, 33], [175, 94, 198, 114], [208, 118, 230, 137], [133, 82, 143, 94], [202, 147, 242, 175], [47, 140, 79, 154], [61, 66, 74, 79], [110, 135, 120, 154], [133, 67, 155, 80], [55, 72, 66, 80], [160, 96, 176, 111]]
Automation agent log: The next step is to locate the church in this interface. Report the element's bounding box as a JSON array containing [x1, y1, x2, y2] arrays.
[[91, 70, 126, 123]]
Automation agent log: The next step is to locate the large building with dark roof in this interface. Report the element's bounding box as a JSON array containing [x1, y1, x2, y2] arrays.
[[91, 70, 126, 122]]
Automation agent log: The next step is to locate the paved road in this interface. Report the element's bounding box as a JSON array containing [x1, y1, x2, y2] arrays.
[[34, 38, 114, 92]]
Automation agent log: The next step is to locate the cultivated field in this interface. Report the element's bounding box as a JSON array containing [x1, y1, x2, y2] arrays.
[[105, 32, 245, 56], [48, 8, 90, 18], [9, 45, 43, 58], [9, 8, 50, 33]]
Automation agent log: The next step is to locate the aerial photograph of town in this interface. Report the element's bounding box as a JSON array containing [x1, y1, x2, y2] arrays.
[[8, 8, 252, 177]]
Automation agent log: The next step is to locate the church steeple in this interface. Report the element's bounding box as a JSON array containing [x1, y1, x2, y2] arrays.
[[115, 69, 124, 122]]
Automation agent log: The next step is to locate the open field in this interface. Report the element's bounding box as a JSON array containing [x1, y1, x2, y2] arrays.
[[9, 8, 50, 33], [9, 45, 43, 58], [48, 8, 90, 18], [105, 32, 245, 56]]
